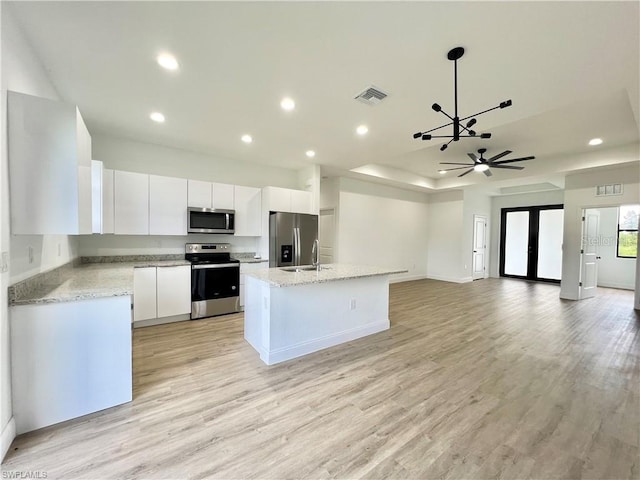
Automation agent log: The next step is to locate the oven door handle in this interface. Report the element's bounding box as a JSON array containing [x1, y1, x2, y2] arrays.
[[192, 263, 240, 270]]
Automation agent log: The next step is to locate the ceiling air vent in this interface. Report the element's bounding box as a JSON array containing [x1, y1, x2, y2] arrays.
[[354, 85, 389, 106]]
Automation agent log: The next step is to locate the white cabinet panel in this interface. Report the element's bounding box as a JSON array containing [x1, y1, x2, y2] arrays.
[[7, 91, 91, 234], [102, 168, 115, 234], [264, 186, 291, 212], [291, 190, 313, 214], [133, 267, 157, 322], [10, 297, 132, 435], [91, 160, 103, 234], [263, 186, 313, 214], [114, 171, 149, 235], [188, 179, 212, 208], [76, 110, 93, 234], [213, 183, 235, 210], [157, 266, 191, 317], [149, 175, 187, 235], [234, 186, 262, 236]]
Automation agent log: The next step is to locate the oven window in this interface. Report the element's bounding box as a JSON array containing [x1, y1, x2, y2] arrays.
[[192, 267, 239, 301]]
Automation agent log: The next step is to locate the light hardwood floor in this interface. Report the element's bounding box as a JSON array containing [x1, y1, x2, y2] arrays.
[[3, 278, 639, 479]]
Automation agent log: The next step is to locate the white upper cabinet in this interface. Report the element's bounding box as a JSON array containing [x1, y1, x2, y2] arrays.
[[262, 186, 313, 214], [188, 180, 234, 210], [8, 91, 93, 234], [102, 168, 115, 234], [212, 183, 235, 210], [234, 186, 261, 236], [187, 180, 212, 209], [91, 160, 103, 234], [114, 171, 149, 235], [149, 175, 187, 235]]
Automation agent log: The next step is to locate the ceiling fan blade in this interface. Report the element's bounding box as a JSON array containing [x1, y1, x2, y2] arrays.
[[443, 166, 477, 171], [490, 165, 525, 170], [458, 168, 474, 177], [487, 150, 512, 162], [483, 169, 493, 177], [467, 153, 479, 163], [439, 162, 475, 166], [491, 156, 535, 165]]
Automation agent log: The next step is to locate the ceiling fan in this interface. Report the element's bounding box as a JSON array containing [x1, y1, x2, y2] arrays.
[[440, 148, 535, 177], [412, 46, 512, 151]]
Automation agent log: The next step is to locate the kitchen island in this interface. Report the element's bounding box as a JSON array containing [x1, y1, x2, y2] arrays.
[[243, 264, 406, 365]]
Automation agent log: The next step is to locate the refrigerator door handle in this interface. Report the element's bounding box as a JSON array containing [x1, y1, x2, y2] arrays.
[[294, 227, 300, 265]]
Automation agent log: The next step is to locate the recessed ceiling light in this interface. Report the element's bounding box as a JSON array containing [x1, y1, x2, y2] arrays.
[[280, 97, 295, 111], [157, 53, 179, 71], [438, 170, 447, 175], [588, 138, 603, 146], [150, 112, 165, 123], [241, 134, 253, 144], [306, 150, 316, 158], [356, 125, 369, 135]]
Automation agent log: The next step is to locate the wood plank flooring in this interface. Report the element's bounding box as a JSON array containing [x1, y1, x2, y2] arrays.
[[3, 278, 639, 479]]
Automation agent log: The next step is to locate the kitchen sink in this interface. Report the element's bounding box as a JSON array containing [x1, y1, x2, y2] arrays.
[[280, 265, 330, 273]]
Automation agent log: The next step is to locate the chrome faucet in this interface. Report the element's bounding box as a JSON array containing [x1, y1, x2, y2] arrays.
[[311, 239, 320, 267]]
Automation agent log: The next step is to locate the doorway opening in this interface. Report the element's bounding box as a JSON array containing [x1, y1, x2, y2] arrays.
[[499, 204, 564, 283]]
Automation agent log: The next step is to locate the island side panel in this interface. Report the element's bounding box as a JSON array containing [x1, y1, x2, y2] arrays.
[[10, 296, 133, 434], [244, 275, 272, 360], [265, 275, 390, 365]]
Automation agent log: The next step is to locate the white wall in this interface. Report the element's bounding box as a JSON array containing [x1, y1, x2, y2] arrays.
[[335, 178, 429, 282], [593, 207, 637, 290], [92, 134, 300, 189], [489, 190, 565, 278], [426, 191, 465, 282], [560, 163, 640, 300], [1, 5, 75, 458]]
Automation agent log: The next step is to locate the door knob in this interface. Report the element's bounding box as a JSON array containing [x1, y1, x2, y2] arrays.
[[596, 256, 602, 259]]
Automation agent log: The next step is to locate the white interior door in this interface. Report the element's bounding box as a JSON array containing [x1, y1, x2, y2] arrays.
[[472, 215, 487, 280], [319, 208, 335, 264], [580, 209, 600, 299]]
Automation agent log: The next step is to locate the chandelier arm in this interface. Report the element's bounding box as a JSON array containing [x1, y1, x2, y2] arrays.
[[458, 105, 501, 123], [420, 121, 454, 135]]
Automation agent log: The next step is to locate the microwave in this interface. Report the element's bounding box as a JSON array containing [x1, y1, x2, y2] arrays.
[[187, 208, 235, 234]]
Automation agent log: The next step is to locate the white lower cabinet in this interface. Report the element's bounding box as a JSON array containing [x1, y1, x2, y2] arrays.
[[133, 265, 191, 326], [157, 266, 191, 317]]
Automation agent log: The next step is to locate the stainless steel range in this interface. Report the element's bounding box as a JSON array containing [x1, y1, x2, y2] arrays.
[[185, 243, 240, 319]]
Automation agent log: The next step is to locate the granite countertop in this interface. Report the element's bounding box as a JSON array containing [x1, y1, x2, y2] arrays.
[[243, 264, 407, 287], [10, 260, 191, 306]]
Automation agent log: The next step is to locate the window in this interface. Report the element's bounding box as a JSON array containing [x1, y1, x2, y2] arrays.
[[617, 204, 639, 258]]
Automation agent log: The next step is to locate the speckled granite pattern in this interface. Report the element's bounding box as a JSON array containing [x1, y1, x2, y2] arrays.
[[243, 264, 407, 287], [9, 260, 190, 306], [231, 253, 268, 263], [81, 254, 184, 264]]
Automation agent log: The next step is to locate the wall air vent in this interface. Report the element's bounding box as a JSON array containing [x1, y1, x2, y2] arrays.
[[354, 85, 389, 106]]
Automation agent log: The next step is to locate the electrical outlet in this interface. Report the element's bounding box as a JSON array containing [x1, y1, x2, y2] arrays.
[[28, 246, 34, 264], [1, 251, 8, 273], [349, 299, 356, 310]]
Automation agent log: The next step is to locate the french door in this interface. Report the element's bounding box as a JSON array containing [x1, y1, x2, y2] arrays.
[[499, 204, 564, 283]]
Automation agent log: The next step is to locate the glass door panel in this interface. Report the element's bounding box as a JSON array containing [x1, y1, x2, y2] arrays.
[[504, 211, 529, 276], [537, 209, 564, 280]]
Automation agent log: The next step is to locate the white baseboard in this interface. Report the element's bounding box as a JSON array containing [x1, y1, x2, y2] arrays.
[[426, 274, 473, 284], [262, 319, 390, 365], [390, 274, 427, 284], [133, 314, 190, 328], [1, 417, 16, 462], [597, 282, 635, 291]]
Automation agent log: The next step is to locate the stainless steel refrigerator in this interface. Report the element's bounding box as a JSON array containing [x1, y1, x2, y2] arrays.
[[269, 212, 319, 267]]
